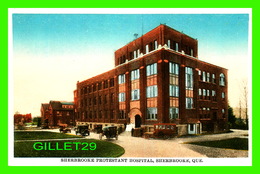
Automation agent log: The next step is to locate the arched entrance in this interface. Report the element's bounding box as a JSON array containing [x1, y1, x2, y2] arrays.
[[135, 115, 141, 128], [128, 108, 142, 128]]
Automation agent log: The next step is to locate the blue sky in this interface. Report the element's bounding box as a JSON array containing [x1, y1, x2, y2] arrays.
[[12, 12, 250, 117]]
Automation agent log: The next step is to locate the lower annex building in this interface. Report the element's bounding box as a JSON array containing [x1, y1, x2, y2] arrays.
[[74, 24, 228, 135]]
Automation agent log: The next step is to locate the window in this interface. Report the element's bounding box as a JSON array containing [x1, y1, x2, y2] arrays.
[[119, 110, 126, 119], [146, 85, 158, 98], [145, 44, 149, 54], [185, 67, 193, 89], [104, 95, 107, 104], [146, 63, 157, 76], [147, 107, 157, 120], [154, 40, 158, 50], [93, 97, 97, 105], [110, 93, 114, 103], [99, 111, 102, 118], [131, 89, 140, 100], [199, 88, 202, 99], [167, 40, 171, 48], [186, 97, 193, 109], [212, 90, 216, 101], [212, 74, 216, 83], [119, 93, 125, 102], [202, 71, 206, 82], [207, 72, 210, 82], [109, 78, 114, 87], [98, 82, 102, 90], [118, 74, 125, 84], [189, 124, 194, 131], [169, 85, 179, 97], [207, 89, 210, 100], [104, 80, 108, 89], [191, 49, 194, 57], [99, 96, 102, 104], [222, 92, 225, 99], [175, 42, 179, 51], [169, 107, 179, 119], [131, 69, 140, 80], [219, 73, 225, 86], [137, 49, 140, 57], [134, 50, 137, 59], [169, 62, 179, 75]]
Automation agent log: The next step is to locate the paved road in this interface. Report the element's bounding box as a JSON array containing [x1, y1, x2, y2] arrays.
[[45, 128, 249, 158]]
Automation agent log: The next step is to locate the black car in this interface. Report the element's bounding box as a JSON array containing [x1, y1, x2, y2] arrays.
[[75, 125, 90, 136], [99, 126, 118, 140]]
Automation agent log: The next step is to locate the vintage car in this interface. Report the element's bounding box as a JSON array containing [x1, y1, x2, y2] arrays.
[[93, 124, 103, 133], [75, 125, 90, 136], [59, 125, 71, 133], [153, 123, 178, 139], [99, 126, 118, 140]]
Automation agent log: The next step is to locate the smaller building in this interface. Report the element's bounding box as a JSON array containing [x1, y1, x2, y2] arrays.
[[41, 101, 75, 127], [14, 113, 32, 125]]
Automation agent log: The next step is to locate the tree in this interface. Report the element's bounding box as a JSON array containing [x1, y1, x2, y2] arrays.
[[240, 79, 249, 129], [228, 105, 236, 128]]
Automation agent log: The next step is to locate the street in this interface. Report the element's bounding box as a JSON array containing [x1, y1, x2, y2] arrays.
[[48, 128, 248, 158]]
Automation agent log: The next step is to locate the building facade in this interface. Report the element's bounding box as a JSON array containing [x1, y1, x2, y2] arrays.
[[41, 101, 75, 127], [74, 24, 228, 135], [14, 113, 32, 125]]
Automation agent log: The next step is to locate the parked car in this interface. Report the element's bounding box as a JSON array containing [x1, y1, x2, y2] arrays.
[[75, 125, 90, 136], [59, 125, 71, 133], [99, 126, 118, 140], [94, 124, 103, 133], [153, 123, 177, 139]]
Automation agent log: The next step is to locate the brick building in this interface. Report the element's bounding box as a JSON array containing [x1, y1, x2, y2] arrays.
[[74, 24, 228, 135], [41, 101, 75, 127], [14, 113, 32, 125]]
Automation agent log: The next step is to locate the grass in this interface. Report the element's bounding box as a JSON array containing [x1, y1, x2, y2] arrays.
[[186, 138, 248, 150], [14, 131, 125, 157], [14, 131, 82, 140]]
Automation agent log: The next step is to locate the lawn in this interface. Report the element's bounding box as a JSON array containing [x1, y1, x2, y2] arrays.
[[14, 131, 125, 157], [14, 131, 82, 140], [187, 138, 248, 150]]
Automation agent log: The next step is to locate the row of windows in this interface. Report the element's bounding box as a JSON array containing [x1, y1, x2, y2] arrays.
[[118, 39, 196, 66], [118, 40, 159, 64], [81, 107, 226, 120], [198, 71, 226, 86], [118, 85, 158, 102], [80, 79, 114, 95], [198, 89, 225, 101], [167, 39, 194, 57], [81, 110, 115, 120], [118, 63, 157, 84], [79, 93, 114, 107]]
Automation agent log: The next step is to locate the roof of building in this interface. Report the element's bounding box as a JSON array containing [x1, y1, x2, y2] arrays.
[[49, 100, 74, 111], [41, 103, 49, 110]]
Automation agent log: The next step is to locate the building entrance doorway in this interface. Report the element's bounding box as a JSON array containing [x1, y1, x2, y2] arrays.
[[127, 108, 142, 130], [135, 115, 141, 128]]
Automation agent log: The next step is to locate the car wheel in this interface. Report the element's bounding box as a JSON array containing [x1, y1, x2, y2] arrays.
[[158, 131, 164, 138]]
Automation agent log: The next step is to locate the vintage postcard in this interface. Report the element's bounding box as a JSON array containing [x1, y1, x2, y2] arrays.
[[9, 8, 252, 166]]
